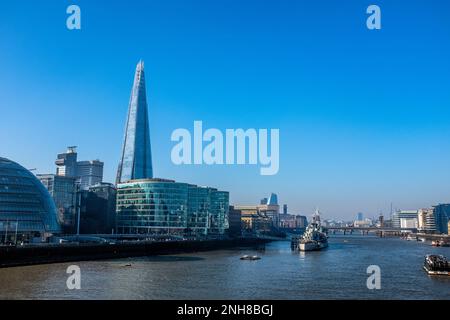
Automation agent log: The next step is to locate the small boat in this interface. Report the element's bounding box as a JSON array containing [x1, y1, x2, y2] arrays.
[[240, 255, 261, 261], [423, 255, 450, 276], [418, 238, 426, 242], [406, 234, 417, 241], [122, 263, 132, 267], [432, 240, 449, 247]]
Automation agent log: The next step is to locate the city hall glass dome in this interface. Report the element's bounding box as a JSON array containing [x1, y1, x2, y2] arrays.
[[0, 157, 61, 238]]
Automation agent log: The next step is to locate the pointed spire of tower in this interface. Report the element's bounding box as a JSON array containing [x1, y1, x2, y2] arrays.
[[116, 61, 153, 184]]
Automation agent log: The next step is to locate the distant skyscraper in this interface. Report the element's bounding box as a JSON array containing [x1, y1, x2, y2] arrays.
[[357, 212, 364, 221], [55, 146, 78, 177], [77, 160, 104, 190], [116, 61, 153, 184], [267, 193, 278, 205], [55, 147, 104, 190]]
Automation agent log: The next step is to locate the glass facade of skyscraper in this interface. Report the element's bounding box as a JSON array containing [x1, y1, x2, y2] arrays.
[[116, 61, 153, 184], [432, 204, 450, 234], [37, 174, 77, 233], [116, 179, 229, 235], [210, 190, 229, 234]]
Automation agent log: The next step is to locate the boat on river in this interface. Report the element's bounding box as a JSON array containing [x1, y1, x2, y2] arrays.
[[423, 255, 450, 276], [240, 255, 261, 261], [292, 209, 328, 251]]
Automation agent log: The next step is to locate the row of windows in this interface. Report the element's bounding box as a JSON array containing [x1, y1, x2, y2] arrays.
[[118, 222, 187, 228], [0, 169, 33, 179], [0, 196, 42, 204], [0, 220, 46, 232], [0, 203, 47, 212], [0, 185, 41, 193], [0, 177, 34, 187]]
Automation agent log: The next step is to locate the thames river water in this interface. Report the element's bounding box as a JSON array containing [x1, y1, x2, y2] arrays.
[[0, 235, 449, 300]]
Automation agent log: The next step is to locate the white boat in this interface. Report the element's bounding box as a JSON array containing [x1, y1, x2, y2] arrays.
[[240, 255, 261, 261]]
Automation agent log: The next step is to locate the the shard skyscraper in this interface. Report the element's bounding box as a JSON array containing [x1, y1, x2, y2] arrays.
[[116, 61, 153, 184]]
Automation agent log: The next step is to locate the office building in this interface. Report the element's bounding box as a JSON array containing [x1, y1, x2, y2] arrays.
[[392, 210, 418, 229], [0, 157, 61, 242], [234, 205, 272, 234], [354, 219, 373, 228], [115, 61, 228, 237], [356, 212, 364, 222], [267, 193, 278, 205], [116, 61, 153, 184], [116, 179, 229, 236], [77, 160, 104, 190], [79, 183, 117, 234], [228, 206, 242, 237], [55, 146, 104, 190], [55, 146, 78, 177], [418, 208, 435, 233], [37, 174, 77, 233], [279, 214, 308, 230], [432, 204, 450, 234]]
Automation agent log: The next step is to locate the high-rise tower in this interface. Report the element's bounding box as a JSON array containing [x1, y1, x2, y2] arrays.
[[116, 61, 153, 184]]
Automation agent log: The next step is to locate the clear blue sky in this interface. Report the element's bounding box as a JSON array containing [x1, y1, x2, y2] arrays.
[[1, 0, 450, 220]]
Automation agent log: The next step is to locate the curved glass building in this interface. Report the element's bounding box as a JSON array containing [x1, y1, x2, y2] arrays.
[[0, 157, 61, 242]]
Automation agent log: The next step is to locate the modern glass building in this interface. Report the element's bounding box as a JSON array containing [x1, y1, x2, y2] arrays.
[[37, 174, 77, 233], [77, 160, 104, 190], [79, 183, 117, 234], [392, 210, 418, 229], [432, 204, 450, 234], [116, 179, 229, 235], [0, 157, 61, 242], [116, 61, 153, 184], [55, 146, 104, 190]]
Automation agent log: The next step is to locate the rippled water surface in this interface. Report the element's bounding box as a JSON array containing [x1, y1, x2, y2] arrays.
[[0, 236, 449, 299]]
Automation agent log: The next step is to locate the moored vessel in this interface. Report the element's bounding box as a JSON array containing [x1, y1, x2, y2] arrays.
[[292, 209, 328, 251]]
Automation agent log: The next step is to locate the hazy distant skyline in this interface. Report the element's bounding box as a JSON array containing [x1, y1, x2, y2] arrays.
[[1, 0, 450, 220]]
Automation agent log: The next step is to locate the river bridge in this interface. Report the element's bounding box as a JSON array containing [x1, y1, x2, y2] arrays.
[[325, 227, 416, 236]]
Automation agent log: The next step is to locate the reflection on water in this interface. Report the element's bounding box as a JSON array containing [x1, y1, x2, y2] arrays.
[[0, 236, 449, 300]]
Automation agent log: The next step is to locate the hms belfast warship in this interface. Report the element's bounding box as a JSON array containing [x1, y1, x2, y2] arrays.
[[292, 210, 328, 251]]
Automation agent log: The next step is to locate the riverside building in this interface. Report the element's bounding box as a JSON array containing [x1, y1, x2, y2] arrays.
[[116, 179, 229, 236], [0, 157, 61, 242], [115, 62, 229, 236], [55, 146, 104, 190]]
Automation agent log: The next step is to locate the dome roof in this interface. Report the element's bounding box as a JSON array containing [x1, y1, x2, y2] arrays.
[[0, 157, 61, 234]]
